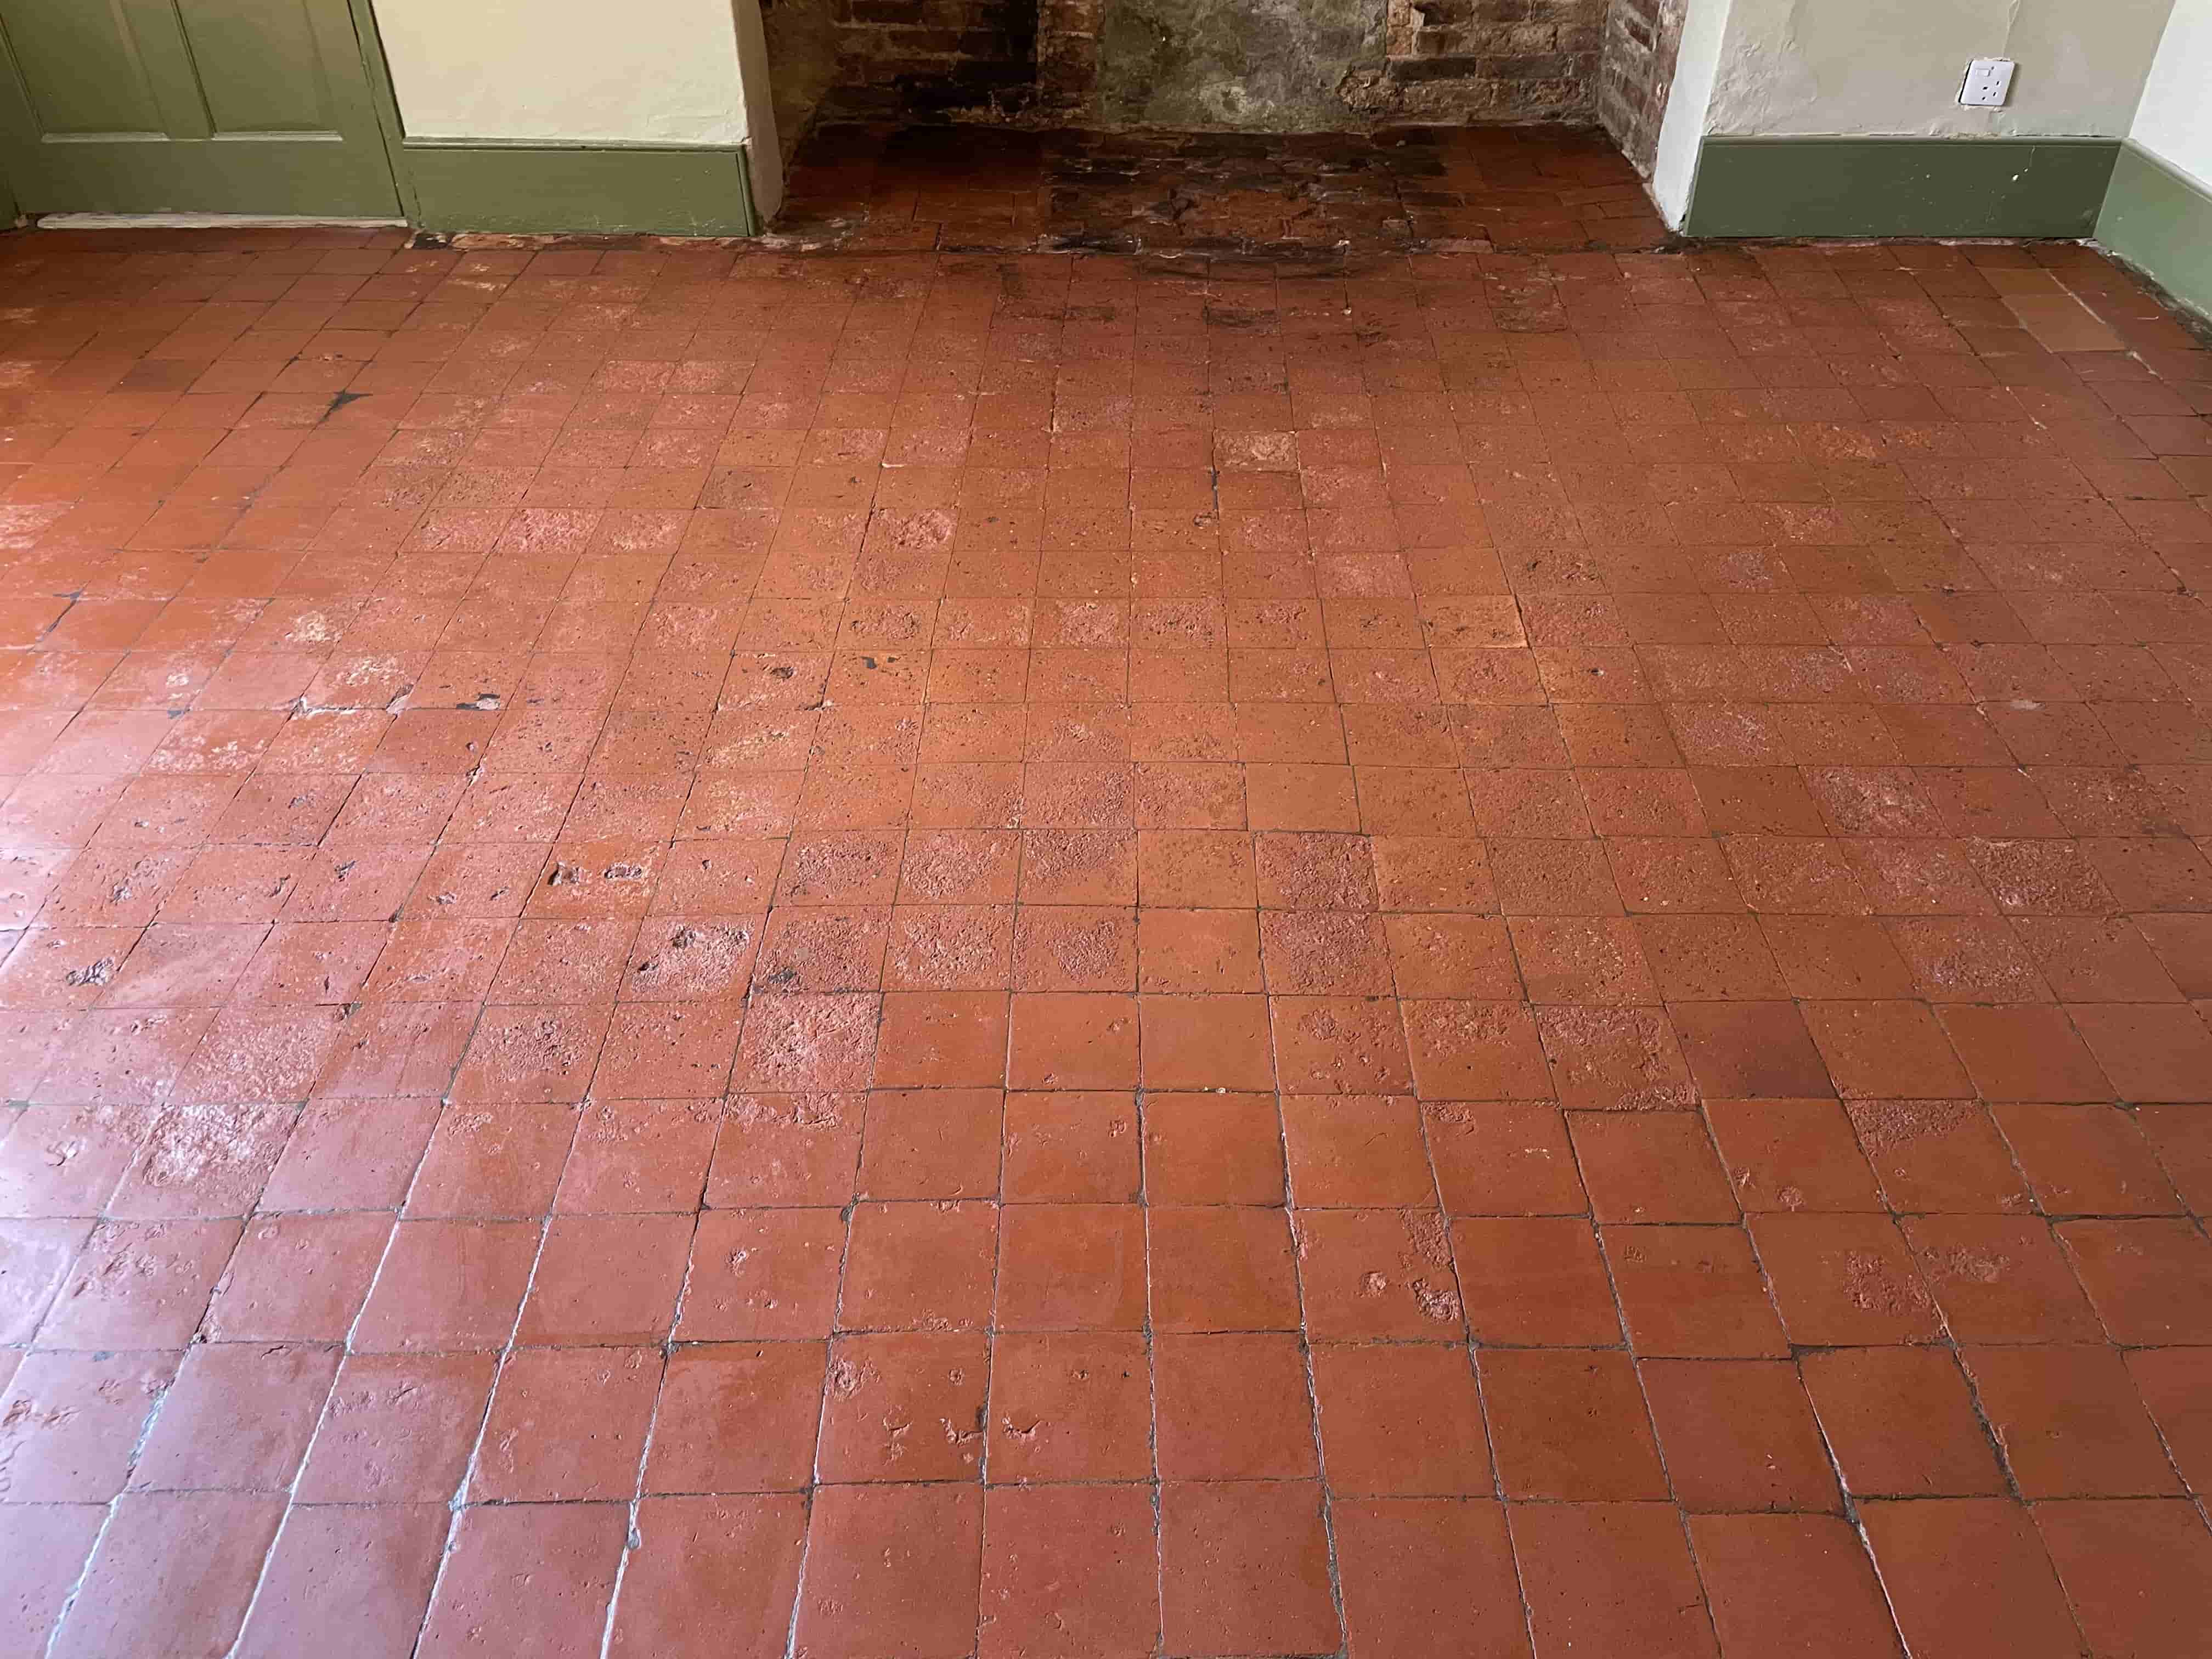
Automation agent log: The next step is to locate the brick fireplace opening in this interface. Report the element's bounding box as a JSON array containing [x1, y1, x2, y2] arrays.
[[763, 0, 1690, 177]]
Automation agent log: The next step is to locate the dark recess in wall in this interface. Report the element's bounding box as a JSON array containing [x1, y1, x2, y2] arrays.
[[769, 0, 1614, 133]]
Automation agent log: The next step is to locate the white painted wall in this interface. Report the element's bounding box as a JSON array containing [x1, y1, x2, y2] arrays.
[[1701, 0, 2176, 139], [729, 0, 785, 216], [2128, 0, 2212, 188], [372, 0, 751, 146], [1650, 0, 1735, 225]]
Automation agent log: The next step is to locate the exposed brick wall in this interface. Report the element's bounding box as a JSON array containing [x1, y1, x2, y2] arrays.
[[822, 0, 1041, 117], [812, 0, 1609, 126], [1035, 0, 1104, 115], [1595, 0, 1686, 173], [1342, 0, 1605, 123]]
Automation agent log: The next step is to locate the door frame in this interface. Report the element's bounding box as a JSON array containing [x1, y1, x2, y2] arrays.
[[0, 0, 409, 218], [339, 0, 763, 236], [0, 2, 764, 235]]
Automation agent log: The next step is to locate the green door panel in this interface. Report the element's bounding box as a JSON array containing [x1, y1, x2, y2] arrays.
[[0, 2, 166, 133], [181, 0, 339, 134], [0, 0, 399, 215]]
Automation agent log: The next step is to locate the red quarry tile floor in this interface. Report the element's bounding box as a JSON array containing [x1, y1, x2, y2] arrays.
[[771, 123, 1668, 255], [4, 129, 2212, 1658]]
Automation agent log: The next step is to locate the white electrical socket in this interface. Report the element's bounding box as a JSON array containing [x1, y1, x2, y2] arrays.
[[1959, 57, 2016, 107]]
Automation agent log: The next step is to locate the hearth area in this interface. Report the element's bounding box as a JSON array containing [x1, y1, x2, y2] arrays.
[[763, 0, 1688, 169]]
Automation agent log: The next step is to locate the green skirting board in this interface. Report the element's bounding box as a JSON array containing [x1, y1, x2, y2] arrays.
[[1683, 136, 2122, 239], [2095, 143, 2212, 327], [397, 142, 761, 237]]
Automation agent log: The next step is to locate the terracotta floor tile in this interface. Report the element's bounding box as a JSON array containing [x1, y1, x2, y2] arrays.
[[794, 1483, 981, 1659], [1454, 1213, 1621, 1345], [1007, 991, 1138, 1088], [1141, 1090, 1285, 1204], [417, 1501, 627, 1659], [856, 1086, 1003, 1200], [1570, 1110, 1737, 1223], [1401, 997, 1548, 1099], [1604, 1224, 1790, 1358], [1483, 1348, 1668, 1500], [997, 1201, 1146, 1330], [1991, 1101, 2183, 1216], [1149, 1203, 1301, 1331], [2067, 1002, 2212, 1100], [985, 1329, 1150, 1482], [1672, 1001, 1835, 1099], [7, 162, 2212, 1656], [1295, 1207, 1464, 1339], [261, 1094, 439, 1211], [2123, 1346, 2212, 1493], [1639, 1357, 1843, 1514], [1155, 1330, 1317, 1479], [1002, 1089, 1139, 1201], [1937, 1003, 2114, 1101], [0, 1503, 109, 1659], [128, 1341, 338, 1493], [645, 1341, 824, 1492], [0, 1349, 180, 1502], [1689, 1514, 1902, 1659], [1334, 1497, 1530, 1659], [1281, 1091, 1436, 1206], [1901, 1213, 2103, 1344], [0, 1216, 91, 1344], [839, 1199, 997, 1332], [46, 1491, 285, 1659], [1159, 1480, 1340, 1657], [2056, 1217, 2212, 1343], [607, 1494, 808, 1658], [1747, 1212, 1943, 1344], [1701, 1096, 1884, 1212], [233, 1503, 448, 1659], [470, 1345, 661, 1500], [1965, 1344, 2185, 1499], [1860, 1498, 2085, 1659], [1423, 1098, 1585, 1216], [1147, 991, 1279, 1088], [517, 1212, 692, 1344], [295, 1352, 499, 1504], [2035, 1499, 2212, 1659], [37, 1216, 239, 1347], [979, 1484, 1159, 1658], [706, 1093, 861, 1207], [555, 1097, 720, 1214], [1801, 1345, 2006, 1497], [1509, 1501, 1719, 1659], [1311, 1342, 1492, 1496], [872, 990, 1006, 1087]]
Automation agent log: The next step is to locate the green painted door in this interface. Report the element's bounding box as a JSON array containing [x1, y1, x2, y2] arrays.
[[0, 0, 399, 215]]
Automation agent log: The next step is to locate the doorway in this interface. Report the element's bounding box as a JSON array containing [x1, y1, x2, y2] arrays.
[[0, 0, 400, 217]]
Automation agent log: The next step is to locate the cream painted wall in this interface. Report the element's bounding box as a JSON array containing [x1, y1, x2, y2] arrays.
[[1701, 0, 2176, 138], [730, 0, 785, 216], [2129, 0, 2212, 188], [372, 0, 751, 146], [1650, 0, 1734, 224]]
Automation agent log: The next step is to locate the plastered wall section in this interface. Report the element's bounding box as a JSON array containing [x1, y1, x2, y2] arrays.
[[1702, 0, 2176, 137], [1646, 0, 1730, 224], [1644, 0, 2182, 225], [371, 0, 754, 146], [2129, 0, 2212, 188]]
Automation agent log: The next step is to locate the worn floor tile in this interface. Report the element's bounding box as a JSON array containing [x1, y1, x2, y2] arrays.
[[7, 121, 2211, 1657]]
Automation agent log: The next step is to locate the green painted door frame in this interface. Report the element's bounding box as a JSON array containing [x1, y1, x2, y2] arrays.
[[341, 0, 759, 236], [0, 0, 760, 234], [0, 0, 402, 216]]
